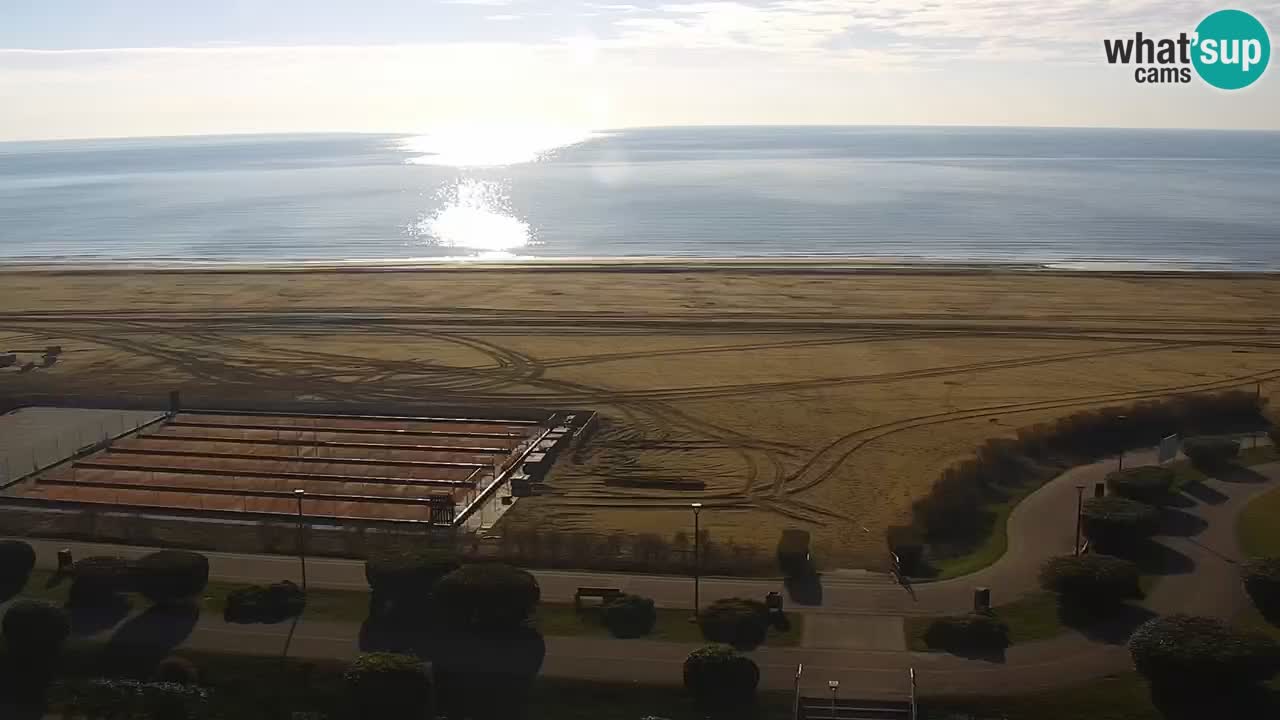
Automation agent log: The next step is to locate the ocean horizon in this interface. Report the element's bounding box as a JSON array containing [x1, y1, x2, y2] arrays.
[[2, 125, 1279, 270]]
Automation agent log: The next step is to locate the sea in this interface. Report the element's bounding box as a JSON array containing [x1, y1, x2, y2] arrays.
[[1, 126, 1278, 270]]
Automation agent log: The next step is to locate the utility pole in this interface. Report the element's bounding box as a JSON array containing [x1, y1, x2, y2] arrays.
[[690, 502, 703, 622], [295, 489, 308, 590], [1074, 484, 1085, 555]]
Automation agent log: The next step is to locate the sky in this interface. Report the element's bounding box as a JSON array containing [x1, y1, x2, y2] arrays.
[[1, 1, 1279, 140]]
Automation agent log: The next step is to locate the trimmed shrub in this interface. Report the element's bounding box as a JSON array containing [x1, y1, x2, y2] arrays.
[[602, 594, 657, 639], [683, 644, 759, 709], [1129, 614, 1280, 692], [1039, 554, 1141, 608], [223, 581, 306, 624], [1081, 496, 1160, 554], [1105, 466, 1176, 505], [69, 556, 134, 606], [886, 525, 925, 576], [365, 548, 460, 618], [922, 613, 1010, 653], [1182, 436, 1240, 470], [155, 655, 199, 685], [699, 598, 770, 650], [344, 652, 433, 720], [0, 539, 36, 591], [2, 599, 70, 663], [776, 529, 813, 578], [134, 550, 209, 606], [72, 678, 211, 720], [1244, 557, 1280, 618], [433, 564, 540, 630]]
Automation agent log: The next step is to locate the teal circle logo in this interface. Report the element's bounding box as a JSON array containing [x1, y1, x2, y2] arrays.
[[1192, 9, 1270, 89]]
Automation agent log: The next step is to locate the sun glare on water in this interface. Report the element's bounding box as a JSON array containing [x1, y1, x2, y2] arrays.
[[410, 179, 532, 258]]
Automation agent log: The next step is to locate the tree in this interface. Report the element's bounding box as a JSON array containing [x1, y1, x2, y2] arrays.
[[1105, 466, 1176, 505], [921, 613, 1010, 653], [683, 645, 759, 710], [2, 599, 70, 663], [1081, 496, 1160, 554], [602, 594, 657, 639], [1039, 554, 1141, 609], [0, 539, 36, 594], [365, 548, 460, 620], [433, 564, 540, 631], [699, 598, 770, 650], [1181, 436, 1240, 471], [1129, 614, 1280, 694], [344, 652, 433, 720], [134, 550, 210, 606]]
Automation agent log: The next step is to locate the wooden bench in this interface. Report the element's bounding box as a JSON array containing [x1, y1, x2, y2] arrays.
[[574, 586, 622, 611]]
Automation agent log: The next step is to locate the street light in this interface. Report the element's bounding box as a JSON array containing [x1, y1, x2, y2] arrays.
[[1074, 485, 1085, 556], [690, 502, 703, 622], [295, 489, 307, 591], [828, 680, 840, 717], [1116, 415, 1128, 471]]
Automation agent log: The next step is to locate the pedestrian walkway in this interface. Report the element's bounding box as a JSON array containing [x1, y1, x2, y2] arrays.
[[6, 450, 1278, 699]]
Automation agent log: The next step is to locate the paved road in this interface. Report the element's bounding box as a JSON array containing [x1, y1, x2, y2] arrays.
[[8, 452, 1278, 699]]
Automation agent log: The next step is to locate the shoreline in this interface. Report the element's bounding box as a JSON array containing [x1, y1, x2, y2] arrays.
[[1, 256, 1277, 277]]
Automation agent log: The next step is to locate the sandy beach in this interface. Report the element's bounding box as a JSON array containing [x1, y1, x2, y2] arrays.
[[2, 264, 1278, 568]]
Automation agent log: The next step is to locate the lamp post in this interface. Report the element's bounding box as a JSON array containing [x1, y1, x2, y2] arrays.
[[691, 502, 703, 622], [828, 680, 840, 717], [1116, 415, 1128, 471], [295, 489, 307, 591], [1074, 484, 1085, 556]]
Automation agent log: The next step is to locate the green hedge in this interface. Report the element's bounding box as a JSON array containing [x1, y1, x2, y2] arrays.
[[698, 598, 770, 651], [683, 644, 759, 710], [69, 556, 134, 606], [1039, 554, 1141, 608], [1129, 614, 1280, 692], [344, 652, 433, 719], [224, 581, 306, 624], [922, 613, 1010, 653], [134, 550, 210, 606], [602, 594, 657, 639], [69, 678, 212, 720], [1081, 496, 1160, 555], [1182, 436, 1240, 470], [433, 564, 540, 630], [1105, 466, 1176, 505]]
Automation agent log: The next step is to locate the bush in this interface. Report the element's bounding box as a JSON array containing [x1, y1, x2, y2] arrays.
[[602, 594, 657, 639], [699, 598, 770, 650], [1244, 557, 1280, 619], [1081, 496, 1160, 554], [366, 548, 460, 617], [155, 655, 199, 685], [1105, 466, 1176, 505], [344, 652, 433, 720], [683, 644, 759, 709], [0, 539, 36, 591], [2, 599, 70, 662], [69, 556, 134, 606], [72, 678, 211, 720], [776, 529, 813, 578], [134, 550, 209, 606], [1039, 554, 1141, 608], [223, 581, 306, 623], [1129, 614, 1280, 692], [922, 613, 1010, 653], [1182, 436, 1240, 470], [433, 564, 540, 630]]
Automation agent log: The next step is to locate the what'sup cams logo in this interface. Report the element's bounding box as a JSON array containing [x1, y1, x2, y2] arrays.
[[1104, 9, 1270, 88]]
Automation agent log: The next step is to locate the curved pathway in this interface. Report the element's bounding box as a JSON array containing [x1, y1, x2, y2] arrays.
[[6, 449, 1277, 700]]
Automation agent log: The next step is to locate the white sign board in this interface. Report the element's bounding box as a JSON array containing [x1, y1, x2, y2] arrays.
[[1157, 434, 1180, 464]]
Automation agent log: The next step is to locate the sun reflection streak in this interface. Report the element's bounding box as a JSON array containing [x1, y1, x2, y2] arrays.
[[408, 179, 532, 257]]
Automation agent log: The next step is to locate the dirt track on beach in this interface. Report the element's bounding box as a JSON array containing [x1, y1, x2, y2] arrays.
[[3, 266, 1279, 567]]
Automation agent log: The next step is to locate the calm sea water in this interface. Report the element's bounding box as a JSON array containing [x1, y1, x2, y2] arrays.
[[1, 126, 1278, 269]]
